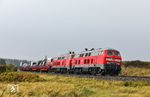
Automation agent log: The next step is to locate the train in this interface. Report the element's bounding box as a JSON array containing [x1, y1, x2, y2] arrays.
[[19, 48, 122, 76]]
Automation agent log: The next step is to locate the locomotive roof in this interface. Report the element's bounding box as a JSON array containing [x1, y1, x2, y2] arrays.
[[51, 48, 118, 59], [79, 48, 117, 53]]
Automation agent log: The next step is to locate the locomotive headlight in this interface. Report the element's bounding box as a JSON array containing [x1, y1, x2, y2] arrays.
[[106, 58, 113, 61], [107, 62, 111, 64], [115, 59, 121, 62]]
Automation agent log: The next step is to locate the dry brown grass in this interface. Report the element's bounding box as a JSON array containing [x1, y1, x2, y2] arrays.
[[0, 72, 45, 82], [121, 66, 150, 76], [0, 73, 150, 97]]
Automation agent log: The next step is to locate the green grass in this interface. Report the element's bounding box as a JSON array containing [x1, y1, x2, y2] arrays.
[[0, 72, 150, 97]]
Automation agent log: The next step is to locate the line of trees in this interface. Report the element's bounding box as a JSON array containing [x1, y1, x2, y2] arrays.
[[0, 59, 6, 65]]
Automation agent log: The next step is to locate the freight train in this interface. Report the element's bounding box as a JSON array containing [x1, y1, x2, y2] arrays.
[[19, 48, 122, 75]]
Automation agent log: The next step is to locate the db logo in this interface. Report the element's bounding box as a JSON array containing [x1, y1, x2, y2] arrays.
[[7, 84, 19, 93]]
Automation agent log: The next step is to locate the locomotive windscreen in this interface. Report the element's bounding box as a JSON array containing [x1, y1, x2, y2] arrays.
[[106, 50, 120, 56]]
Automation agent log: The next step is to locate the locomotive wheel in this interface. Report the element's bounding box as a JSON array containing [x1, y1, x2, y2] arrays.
[[64, 68, 67, 73], [89, 68, 97, 75], [74, 68, 82, 74], [114, 71, 119, 76], [91, 69, 97, 75], [78, 68, 82, 74], [74, 68, 78, 74], [68, 69, 73, 74], [97, 68, 102, 74], [101, 70, 106, 76]]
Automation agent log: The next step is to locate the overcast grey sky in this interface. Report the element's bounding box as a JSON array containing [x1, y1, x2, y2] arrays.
[[0, 0, 150, 61]]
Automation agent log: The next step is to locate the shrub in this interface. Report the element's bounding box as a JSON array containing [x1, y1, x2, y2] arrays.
[[123, 60, 150, 68], [0, 64, 17, 73], [0, 65, 6, 73], [0, 72, 46, 82]]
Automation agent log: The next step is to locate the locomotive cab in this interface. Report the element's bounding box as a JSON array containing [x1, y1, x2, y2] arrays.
[[104, 49, 122, 75]]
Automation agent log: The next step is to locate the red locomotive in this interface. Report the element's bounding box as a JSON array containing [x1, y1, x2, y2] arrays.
[[19, 48, 122, 75]]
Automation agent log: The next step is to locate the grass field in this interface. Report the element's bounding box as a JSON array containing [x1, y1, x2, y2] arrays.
[[122, 66, 150, 76], [0, 70, 150, 97]]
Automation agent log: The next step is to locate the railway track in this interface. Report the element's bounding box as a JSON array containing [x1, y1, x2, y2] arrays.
[[33, 71, 150, 82]]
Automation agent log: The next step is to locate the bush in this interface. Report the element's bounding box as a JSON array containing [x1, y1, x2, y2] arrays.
[[0, 65, 6, 73], [0, 72, 46, 82], [0, 64, 17, 73], [123, 60, 150, 68]]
